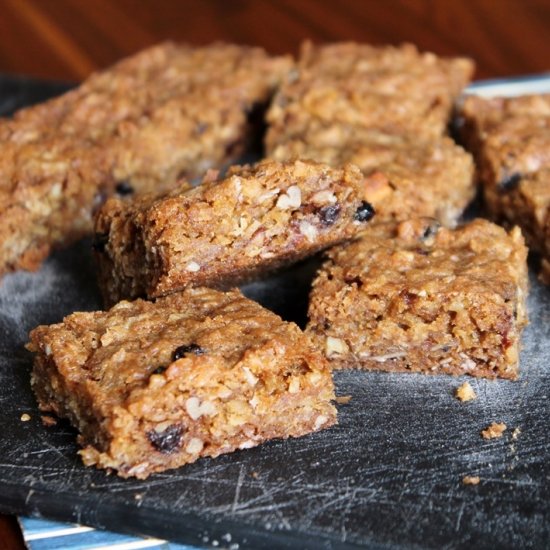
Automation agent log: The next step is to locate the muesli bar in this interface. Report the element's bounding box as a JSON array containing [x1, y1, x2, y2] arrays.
[[307, 218, 528, 379], [28, 287, 337, 479]]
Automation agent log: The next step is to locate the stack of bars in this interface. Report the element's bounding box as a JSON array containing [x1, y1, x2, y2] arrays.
[[20, 41, 531, 480], [0, 42, 293, 276], [266, 42, 477, 224], [266, 42, 529, 379]]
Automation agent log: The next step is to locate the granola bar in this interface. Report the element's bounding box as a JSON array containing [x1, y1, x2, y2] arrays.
[[460, 94, 550, 280], [0, 42, 292, 277], [94, 159, 376, 305], [28, 287, 337, 479], [307, 218, 528, 379], [266, 41, 474, 151], [270, 133, 475, 225]]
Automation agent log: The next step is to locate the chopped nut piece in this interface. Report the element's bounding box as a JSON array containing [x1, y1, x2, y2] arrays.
[[185, 437, 204, 454], [276, 185, 302, 209], [185, 397, 203, 420], [299, 220, 318, 242], [41, 415, 57, 427], [481, 422, 507, 439], [462, 475, 480, 485], [325, 336, 349, 357], [335, 395, 352, 404], [20, 413, 31, 422], [455, 381, 477, 402]]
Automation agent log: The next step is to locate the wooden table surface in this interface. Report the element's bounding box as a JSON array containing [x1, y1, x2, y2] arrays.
[[1, 0, 549, 548]]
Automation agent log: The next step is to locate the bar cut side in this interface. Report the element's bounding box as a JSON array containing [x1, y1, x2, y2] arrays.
[[270, 133, 475, 225], [307, 218, 528, 379], [28, 287, 337, 479], [94, 158, 377, 305]]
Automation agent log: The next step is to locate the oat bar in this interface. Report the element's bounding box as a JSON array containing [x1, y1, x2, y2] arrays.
[[460, 94, 550, 281], [94, 159, 377, 305], [307, 218, 528, 379], [0, 42, 292, 277], [28, 287, 337, 478], [270, 133, 475, 225], [266, 41, 474, 151]]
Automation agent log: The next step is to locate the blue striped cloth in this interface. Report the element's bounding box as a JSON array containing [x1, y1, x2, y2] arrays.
[[19, 517, 198, 550]]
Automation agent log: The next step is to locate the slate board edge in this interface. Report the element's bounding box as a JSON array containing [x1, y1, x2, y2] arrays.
[[1, 482, 376, 550]]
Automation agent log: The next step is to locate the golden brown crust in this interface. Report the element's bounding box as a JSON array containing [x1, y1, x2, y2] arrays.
[[0, 42, 292, 277], [94, 159, 377, 305], [270, 134, 475, 225], [28, 287, 336, 479], [307, 218, 528, 379], [266, 41, 474, 150]]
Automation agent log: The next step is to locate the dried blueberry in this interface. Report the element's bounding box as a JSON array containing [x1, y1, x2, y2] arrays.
[[344, 275, 363, 287], [353, 201, 375, 222], [195, 122, 208, 135], [317, 204, 341, 227], [115, 181, 134, 196], [498, 172, 522, 193], [147, 424, 184, 453], [92, 232, 109, 252], [421, 220, 441, 241], [225, 139, 243, 157], [173, 344, 205, 361]]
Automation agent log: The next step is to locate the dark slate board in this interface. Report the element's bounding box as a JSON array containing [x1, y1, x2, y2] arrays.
[[0, 76, 549, 550]]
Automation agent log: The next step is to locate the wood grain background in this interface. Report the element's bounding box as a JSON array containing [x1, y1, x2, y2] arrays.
[[0, 0, 548, 548], [0, 0, 549, 82]]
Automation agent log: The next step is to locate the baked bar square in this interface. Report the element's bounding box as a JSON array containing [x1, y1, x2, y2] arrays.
[[28, 287, 337, 479], [266, 41, 474, 151], [460, 94, 550, 282], [307, 218, 528, 379], [0, 42, 291, 278], [94, 159, 376, 305]]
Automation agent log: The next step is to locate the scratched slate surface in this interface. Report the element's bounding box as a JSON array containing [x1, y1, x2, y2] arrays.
[[0, 77, 549, 550]]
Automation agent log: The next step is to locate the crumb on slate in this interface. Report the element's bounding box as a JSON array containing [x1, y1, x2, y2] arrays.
[[481, 422, 507, 439], [462, 475, 480, 485], [455, 381, 476, 402], [41, 414, 57, 427], [20, 413, 31, 422], [511, 427, 521, 440], [335, 395, 352, 404], [250, 471, 259, 479]]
